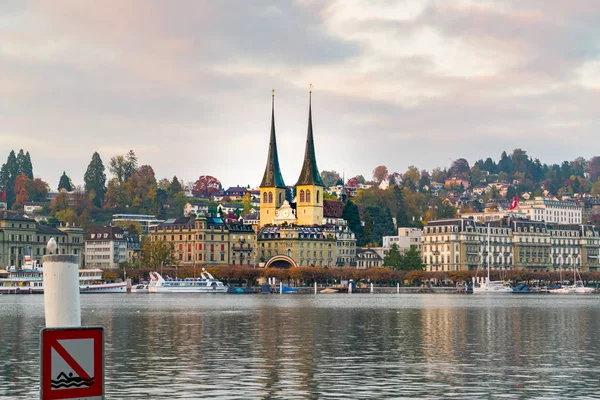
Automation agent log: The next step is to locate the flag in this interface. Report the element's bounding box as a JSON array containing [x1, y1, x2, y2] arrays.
[[509, 196, 518, 211], [1, 189, 5, 201]]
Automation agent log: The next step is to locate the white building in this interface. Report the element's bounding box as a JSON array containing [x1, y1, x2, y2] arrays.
[[184, 203, 209, 217], [518, 197, 582, 225], [85, 226, 127, 268], [112, 214, 163, 234], [382, 227, 422, 253]]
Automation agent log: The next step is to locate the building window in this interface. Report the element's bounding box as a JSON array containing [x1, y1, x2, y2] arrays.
[[268, 192, 273, 203], [300, 190, 305, 203], [279, 192, 283, 204], [317, 190, 320, 203], [306, 189, 311, 202]]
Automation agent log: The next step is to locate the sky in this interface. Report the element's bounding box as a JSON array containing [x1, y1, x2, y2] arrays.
[[2, 0, 600, 190]]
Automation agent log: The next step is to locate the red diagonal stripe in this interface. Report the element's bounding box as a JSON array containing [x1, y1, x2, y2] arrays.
[[52, 340, 91, 380]]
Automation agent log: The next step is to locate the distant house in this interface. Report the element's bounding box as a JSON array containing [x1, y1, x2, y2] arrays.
[[184, 203, 209, 217], [23, 201, 46, 215], [444, 177, 471, 189], [356, 248, 383, 269]]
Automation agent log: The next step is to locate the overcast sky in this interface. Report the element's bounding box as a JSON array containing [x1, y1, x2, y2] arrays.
[[2, 0, 599, 189]]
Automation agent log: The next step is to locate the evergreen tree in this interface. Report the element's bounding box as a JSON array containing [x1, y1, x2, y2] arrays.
[[392, 185, 409, 227], [24, 151, 33, 179], [383, 243, 402, 269], [362, 211, 373, 246], [167, 176, 184, 198], [0, 151, 19, 207], [342, 200, 362, 237], [58, 171, 73, 192], [401, 247, 425, 270], [84, 152, 106, 207], [123, 150, 138, 182]]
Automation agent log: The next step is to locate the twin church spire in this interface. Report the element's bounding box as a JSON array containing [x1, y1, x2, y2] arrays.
[[260, 86, 324, 189], [259, 86, 324, 227]]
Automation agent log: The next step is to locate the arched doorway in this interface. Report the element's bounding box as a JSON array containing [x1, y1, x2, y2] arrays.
[[264, 255, 297, 269]]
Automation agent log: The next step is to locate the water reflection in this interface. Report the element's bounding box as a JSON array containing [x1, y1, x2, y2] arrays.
[[1, 294, 600, 398]]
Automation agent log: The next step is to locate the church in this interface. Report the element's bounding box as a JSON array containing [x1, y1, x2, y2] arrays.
[[257, 88, 356, 268]]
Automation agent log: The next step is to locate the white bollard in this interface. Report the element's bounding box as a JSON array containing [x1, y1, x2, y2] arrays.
[[280, 281, 283, 294], [43, 253, 80, 327], [348, 281, 353, 294], [370, 282, 374, 294], [314, 281, 317, 294], [397, 282, 400, 294]]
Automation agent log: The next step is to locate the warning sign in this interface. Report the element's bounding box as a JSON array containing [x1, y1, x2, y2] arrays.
[[40, 326, 104, 400]]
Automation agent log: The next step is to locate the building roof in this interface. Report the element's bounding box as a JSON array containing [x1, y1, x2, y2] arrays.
[[323, 199, 344, 218], [260, 94, 286, 189], [36, 224, 67, 236], [85, 226, 126, 240], [162, 216, 195, 226], [295, 92, 324, 187], [0, 211, 31, 222]]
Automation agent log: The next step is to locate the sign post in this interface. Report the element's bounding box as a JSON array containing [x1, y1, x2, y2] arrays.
[[40, 239, 104, 399], [40, 327, 104, 400]]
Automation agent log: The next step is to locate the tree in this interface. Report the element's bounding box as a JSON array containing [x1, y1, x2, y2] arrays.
[[16, 149, 33, 179], [131, 165, 157, 209], [58, 171, 73, 191], [589, 157, 600, 182], [26, 178, 49, 202], [449, 158, 470, 179], [346, 177, 360, 187], [383, 244, 403, 269], [373, 165, 389, 183], [320, 170, 341, 188], [342, 200, 362, 237], [109, 154, 126, 182], [124, 150, 138, 181], [402, 166, 420, 190], [431, 167, 447, 183], [13, 174, 29, 209], [242, 192, 252, 213], [192, 175, 221, 198], [168, 176, 184, 198], [402, 247, 425, 270], [355, 175, 366, 184], [140, 238, 176, 270], [392, 185, 408, 227], [362, 212, 373, 246], [84, 152, 106, 207], [592, 178, 600, 196], [51, 191, 70, 213]]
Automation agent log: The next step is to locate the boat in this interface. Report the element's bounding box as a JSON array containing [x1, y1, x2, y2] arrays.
[[472, 224, 513, 294], [148, 268, 228, 293], [0, 254, 127, 294], [512, 284, 533, 293], [569, 268, 595, 294], [281, 285, 298, 294], [131, 283, 150, 293], [320, 288, 339, 294]]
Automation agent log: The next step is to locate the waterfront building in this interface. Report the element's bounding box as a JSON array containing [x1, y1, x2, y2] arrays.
[[112, 213, 164, 234], [422, 217, 600, 272], [0, 211, 84, 268], [147, 215, 256, 266], [85, 226, 128, 269], [517, 196, 583, 224], [183, 202, 209, 217], [383, 227, 422, 252]]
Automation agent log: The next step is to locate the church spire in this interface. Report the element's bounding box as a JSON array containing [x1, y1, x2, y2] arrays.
[[296, 84, 324, 187], [260, 89, 286, 188]]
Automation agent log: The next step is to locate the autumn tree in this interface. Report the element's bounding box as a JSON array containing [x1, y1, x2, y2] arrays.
[[140, 238, 176, 270], [109, 154, 126, 182], [192, 175, 221, 198], [346, 177, 361, 187], [123, 150, 138, 181], [373, 165, 389, 183], [242, 192, 252, 213], [58, 171, 73, 191], [402, 166, 421, 190], [449, 158, 470, 179]]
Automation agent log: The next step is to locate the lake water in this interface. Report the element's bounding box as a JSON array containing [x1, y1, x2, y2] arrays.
[[1, 293, 600, 399]]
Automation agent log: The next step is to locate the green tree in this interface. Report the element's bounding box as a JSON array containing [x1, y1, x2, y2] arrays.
[[362, 211, 373, 246], [109, 154, 126, 182], [392, 185, 408, 227], [402, 247, 425, 270], [383, 243, 402, 269], [168, 176, 184, 198], [58, 172, 73, 191], [84, 152, 107, 207], [342, 200, 362, 237], [242, 192, 252, 213], [16, 149, 33, 179], [124, 150, 138, 181]]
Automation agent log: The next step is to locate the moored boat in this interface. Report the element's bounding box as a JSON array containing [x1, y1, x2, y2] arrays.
[[131, 283, 150, 293], [148, 269, 228, 293]]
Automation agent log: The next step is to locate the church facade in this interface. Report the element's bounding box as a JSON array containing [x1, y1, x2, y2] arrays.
[[257, 90, 356, 268]]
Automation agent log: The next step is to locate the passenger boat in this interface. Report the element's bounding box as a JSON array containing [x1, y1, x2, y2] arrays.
[[0, 257, 126, 294], [131, 283, 150, 293], [148, 269, 228, 293]]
